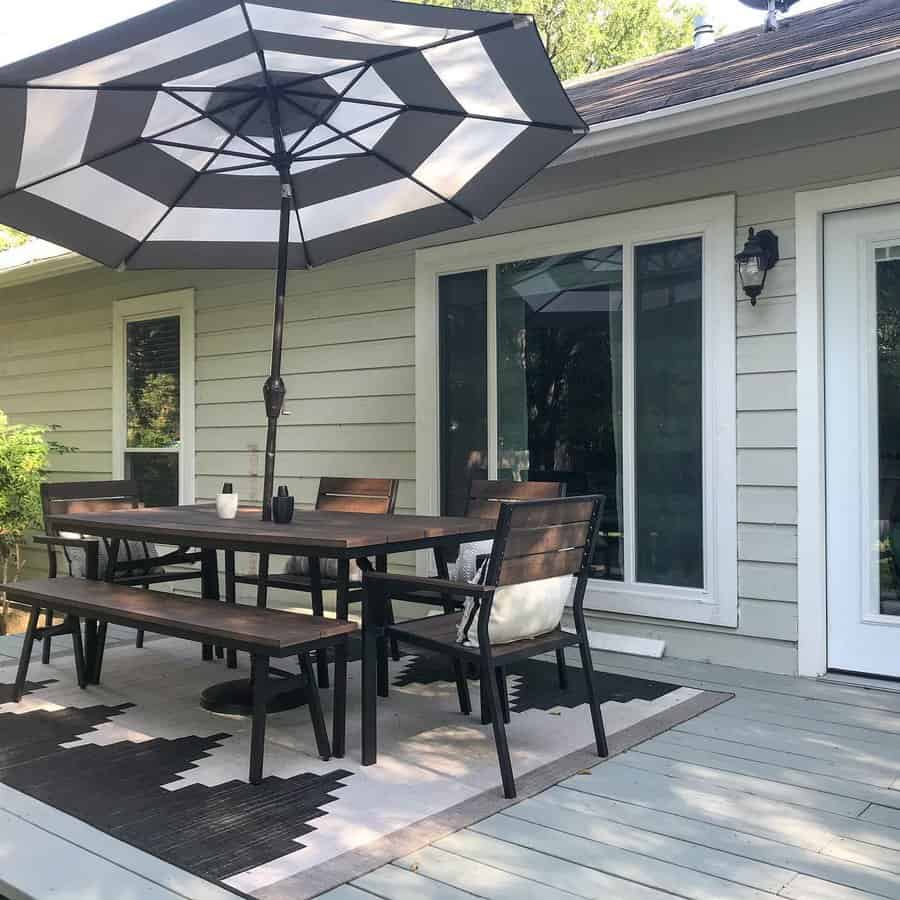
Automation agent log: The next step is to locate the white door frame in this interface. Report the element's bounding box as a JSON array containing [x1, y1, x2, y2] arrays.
[[796, 176, 900, 676]]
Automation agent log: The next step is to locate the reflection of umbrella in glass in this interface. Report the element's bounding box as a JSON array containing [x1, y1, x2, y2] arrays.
[[503, 248, 623, 318], [0, 0, 586, 518]]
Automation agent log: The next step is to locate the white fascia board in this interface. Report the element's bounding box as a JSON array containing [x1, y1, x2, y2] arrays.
[[557, 47, 900, 165]]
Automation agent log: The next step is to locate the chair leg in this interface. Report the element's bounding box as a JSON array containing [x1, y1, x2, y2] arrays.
[[249, 654, 269, 785], [361, 583, 379, 767], [92, 621, 108, 685], [202, 548, 221, 662], [480, 674, 491, 725], [496, 667, 511, 724], [556, 648, 569, 690], [224, 551, 237, 669], [481, 660, 516, 799], [453, 658, 471, 715], [299, 652, 331, 761], [384, 601, 401, 662], [310, 559, 329, 689], [70, 616, 87, 690], [135, 628, 145, 649], [41, 608, 53, 664], [578, 637, 608, 757], [332, 640, 348, 758], [14, 607, 40, 702]]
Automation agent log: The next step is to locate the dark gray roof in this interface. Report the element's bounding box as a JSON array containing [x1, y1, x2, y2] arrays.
[[567, 0, 900, 127]]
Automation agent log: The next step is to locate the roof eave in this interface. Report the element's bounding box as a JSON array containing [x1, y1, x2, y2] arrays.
[[557, 45, 900, 165]]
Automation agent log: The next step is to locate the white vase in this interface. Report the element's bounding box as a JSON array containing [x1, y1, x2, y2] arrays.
[[216, 493, 239, 519]]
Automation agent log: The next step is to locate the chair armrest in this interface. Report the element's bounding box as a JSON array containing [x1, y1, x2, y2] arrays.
[[33, 535, 99, 549], [363, 570, 492, 597]]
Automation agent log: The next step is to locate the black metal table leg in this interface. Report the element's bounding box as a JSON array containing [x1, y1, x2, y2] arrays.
[[224, 550, 238, 669]]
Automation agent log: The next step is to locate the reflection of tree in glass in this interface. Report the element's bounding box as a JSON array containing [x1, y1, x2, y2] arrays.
[[126, 317, 180, 450]]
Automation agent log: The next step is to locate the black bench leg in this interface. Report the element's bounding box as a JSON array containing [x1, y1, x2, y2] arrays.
[[14, 607, 40, 702], [225, 551, 237, 670], [453, 658, 471, 715], [496, 667, 511, 724], [578, 636, 608, 757], [250, 654, 269, 785], [482, 660, 516, 799], [310, 558, 329, 689], [375, 555, 400, 662], [299, 652, 331, 761], [135, 628, 144, 649], [41, 608, 53, 664], [201, 548, 220, 662], [70, 616, 87, 690], [92, 621, 108, 685], [361, 583, 379, 767], [556, 648, 569, 690], [332, 640, 348, 758], [84, 619, 98, 682]]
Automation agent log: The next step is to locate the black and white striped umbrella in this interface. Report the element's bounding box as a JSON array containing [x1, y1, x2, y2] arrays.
[[0, 0, 585, 517]]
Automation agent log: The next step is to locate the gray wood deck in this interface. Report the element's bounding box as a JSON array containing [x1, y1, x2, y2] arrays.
[[319, 651, 900, 900]]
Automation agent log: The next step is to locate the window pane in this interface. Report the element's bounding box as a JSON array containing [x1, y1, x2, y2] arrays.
[[439, 271, 488, 517], [497, 248, 624, 579], [877, 258, 900, 615], [125, 452, 179, 507], [127, 316, 180, 450], [634, 238, 703, 588]]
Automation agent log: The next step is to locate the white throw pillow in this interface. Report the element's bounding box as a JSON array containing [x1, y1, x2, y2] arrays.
[[284, 556, 364, 583], [446, 540, 494, 582], [59, 531, 161, 579], [457, 575, 575, 647]]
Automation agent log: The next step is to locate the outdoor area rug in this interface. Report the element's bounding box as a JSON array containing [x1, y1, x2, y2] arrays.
[[0, 630, 729, 898]]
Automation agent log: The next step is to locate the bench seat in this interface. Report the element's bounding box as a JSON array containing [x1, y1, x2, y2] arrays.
[[2, 577, 356, 784]]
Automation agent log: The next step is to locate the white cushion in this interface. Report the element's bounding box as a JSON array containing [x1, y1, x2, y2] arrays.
[[284, 556, 364, 583], [446, 539, 494, 582], [457, 575, 575, 647], [59, 531, 161, 579]]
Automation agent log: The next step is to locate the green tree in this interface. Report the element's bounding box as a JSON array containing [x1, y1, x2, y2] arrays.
[[0, 412, 73, 629], [419, 0, 704, 81], [0, 225, 27, 252]]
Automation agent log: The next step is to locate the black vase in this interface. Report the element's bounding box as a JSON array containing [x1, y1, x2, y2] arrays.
[[272, 485, 295, 524]]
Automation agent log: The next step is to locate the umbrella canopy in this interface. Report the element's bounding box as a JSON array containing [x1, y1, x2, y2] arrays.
[[0, 0, 586, 517]]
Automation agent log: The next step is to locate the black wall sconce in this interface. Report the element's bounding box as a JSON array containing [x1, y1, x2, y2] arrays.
[[735, 227, 779, 305]]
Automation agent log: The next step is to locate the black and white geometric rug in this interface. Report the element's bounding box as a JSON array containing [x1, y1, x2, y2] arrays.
[[0, 632, 724, 897]]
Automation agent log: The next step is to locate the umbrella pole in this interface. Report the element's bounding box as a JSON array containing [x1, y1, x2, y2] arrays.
[[261, 179, 293, 521]]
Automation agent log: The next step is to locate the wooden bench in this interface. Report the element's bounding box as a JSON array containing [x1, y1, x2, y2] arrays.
[[1, 577, 357, 784]]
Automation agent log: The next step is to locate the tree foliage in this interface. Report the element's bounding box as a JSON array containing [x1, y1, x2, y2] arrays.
[[0, 412, 73, 626], [419, 0, 704, 81], [0, 225, 27, 252]]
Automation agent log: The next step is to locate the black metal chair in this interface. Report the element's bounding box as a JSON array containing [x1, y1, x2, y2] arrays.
[[227, 477, 400, 685], [37, 480, 208, 663], [363, 494, 608, 799]]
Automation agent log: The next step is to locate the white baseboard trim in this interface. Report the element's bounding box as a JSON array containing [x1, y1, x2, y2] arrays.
[[565, 627, 666, 659]]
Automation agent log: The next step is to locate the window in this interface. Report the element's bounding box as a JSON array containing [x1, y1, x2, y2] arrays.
[[419, 198, 736, 625], [113, 291, 195, 506]]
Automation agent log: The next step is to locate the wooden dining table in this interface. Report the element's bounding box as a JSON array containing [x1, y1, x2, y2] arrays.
[[47, 504, 495, 758]]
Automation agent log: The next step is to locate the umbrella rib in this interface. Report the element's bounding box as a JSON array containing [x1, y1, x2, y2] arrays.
[[148, 138, 269, 161], [287, 65, 370, 156], [0, 83, 258, 93], [164, 89, 273, 158], [205, 159, 273, 175], [0, 92, 261, 203], [120, 97, 268, 268], [281, 93, 478, 225], [279, 17, 524, 94], [284, 90, 579, 134], [292, 109, 400, 158]]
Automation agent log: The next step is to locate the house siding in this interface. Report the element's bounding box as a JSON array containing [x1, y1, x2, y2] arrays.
[[5, 89, 900, 673]]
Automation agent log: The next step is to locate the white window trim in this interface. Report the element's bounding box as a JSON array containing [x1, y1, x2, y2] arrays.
[[112, 289, 196, 505], [416, 195, 737, 627], [796, 175, 900, 677]]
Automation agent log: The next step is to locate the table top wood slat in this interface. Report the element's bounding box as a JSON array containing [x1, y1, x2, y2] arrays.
[[47, 505, 496, 556]]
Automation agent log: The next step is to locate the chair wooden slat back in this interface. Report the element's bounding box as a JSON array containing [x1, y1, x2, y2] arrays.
[[314, 477, 399, 515], [41, 481, 141, 532], [488, 496, 604, 588], [464, 479, 564, 522]]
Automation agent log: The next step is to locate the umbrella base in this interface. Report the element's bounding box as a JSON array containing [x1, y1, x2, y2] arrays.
[[201, 677, 307, 716]]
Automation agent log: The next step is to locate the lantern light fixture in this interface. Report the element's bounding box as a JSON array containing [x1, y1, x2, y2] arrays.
[[735, 227, 780, 305]]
